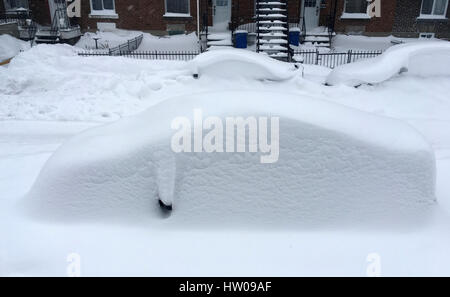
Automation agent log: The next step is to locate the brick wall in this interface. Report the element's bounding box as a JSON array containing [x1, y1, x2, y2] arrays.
[[29, 0, 52, 26], [287, 0, 301, 23], [232, 0, 255, 25], [330, 0, 397, 36], [393, 0, 450, 39], [231, 0, 300, 27], [78, 0, 198, 34]]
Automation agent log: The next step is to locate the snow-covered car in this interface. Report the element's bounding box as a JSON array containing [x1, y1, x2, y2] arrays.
[[326, 41, 450, 87], [23, 90, 436, 228]]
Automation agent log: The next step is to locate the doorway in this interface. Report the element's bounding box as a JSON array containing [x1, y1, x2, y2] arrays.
[[303, 0, 320, 31], [212, 0, 231, 31]]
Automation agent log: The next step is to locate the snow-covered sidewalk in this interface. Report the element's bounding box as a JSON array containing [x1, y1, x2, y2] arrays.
[[75, 29, 199, 52]]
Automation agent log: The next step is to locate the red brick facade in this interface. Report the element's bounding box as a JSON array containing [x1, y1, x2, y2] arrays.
[[29, 0, 52, 26], [320, 0, 397, 36], [320, 0, 450, 38], [2, 0, 449, 38], [78, 0, 198, 34]]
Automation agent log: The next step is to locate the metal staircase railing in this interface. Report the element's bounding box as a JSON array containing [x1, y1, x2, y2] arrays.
[[0, 10, 37, 41]]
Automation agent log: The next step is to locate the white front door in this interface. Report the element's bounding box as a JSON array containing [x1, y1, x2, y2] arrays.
[[213, 0, 231, 30], [304, 0, 320, 31]]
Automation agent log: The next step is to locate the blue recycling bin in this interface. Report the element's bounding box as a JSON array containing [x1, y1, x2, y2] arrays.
[[289, 28, 300, 46], [234, 30, 248, 49]]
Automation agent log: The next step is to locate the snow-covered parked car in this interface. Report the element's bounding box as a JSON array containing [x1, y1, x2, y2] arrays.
[[23, 91, 436, 228], [326, 41, 450, 87], [187, 49, 300, 81]]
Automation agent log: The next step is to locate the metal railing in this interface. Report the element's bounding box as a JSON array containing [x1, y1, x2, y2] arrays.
[[293, 50, 383, 68], [78, 50, 200, 61], [78, 49, 383, 67], [0, 10, 37, 41], [0, 10, 29, 24], [108, 34, 144, 55]]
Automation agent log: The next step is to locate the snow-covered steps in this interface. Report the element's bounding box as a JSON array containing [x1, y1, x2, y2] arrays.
[[258, 26, 287, 31], [259, 32, 287, 38], [256, 0, 290, 61], [303, 28, 337, 49], [35, 27, 59, 44], [257, 14, 287, 19], [206, 32, 232, 49]]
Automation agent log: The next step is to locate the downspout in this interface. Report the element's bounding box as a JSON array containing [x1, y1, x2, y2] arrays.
[[197, 0, 200, 45]]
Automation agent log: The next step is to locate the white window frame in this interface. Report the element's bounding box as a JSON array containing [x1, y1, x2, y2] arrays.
[[341, 0, 371, 20], [164, 0, 191, 18], [89, 0, 118, 19], [419, 0, 449, 19]]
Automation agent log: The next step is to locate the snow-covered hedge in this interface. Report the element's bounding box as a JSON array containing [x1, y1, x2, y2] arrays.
[[326, 42, 450, 87], [24, 91, 436, 227]]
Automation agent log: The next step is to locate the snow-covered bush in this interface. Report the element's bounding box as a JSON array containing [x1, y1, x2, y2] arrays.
[[326, 42, 450, 87], [24, 91, 436, 227]]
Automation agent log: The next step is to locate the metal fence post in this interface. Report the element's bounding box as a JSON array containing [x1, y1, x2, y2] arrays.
[[315, 49, 319, 65], [347, 49, 352, 64]]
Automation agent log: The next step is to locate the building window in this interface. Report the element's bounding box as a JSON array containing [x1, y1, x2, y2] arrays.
[[90, 0, 117, 17], [165, 0, 190, 16], [3, 0, 29, 10], [420, 0, 449, 18], [344, 0, 368, 14]]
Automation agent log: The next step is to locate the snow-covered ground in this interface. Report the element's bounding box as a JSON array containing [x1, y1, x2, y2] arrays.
[[332, 34, 441, 51], [1, 42, 450, 276], [75, 29, 199, 52]]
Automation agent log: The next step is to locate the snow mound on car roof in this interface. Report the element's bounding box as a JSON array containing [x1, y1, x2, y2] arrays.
[[24, 91, 436, 228], [326, 41, 450, 87], [187, 49, 300, 81]]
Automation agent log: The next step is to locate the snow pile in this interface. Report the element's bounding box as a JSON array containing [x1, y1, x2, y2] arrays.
[[75, 29, 199, 52], [0, 44, 192, 121], [332, 34, 438, 51], [187, 49, 299, 81], [24, 91, 436, 227], [75, 30, 142, 50], [0, 34, 30, 61], [137, 32, 199, 51], [326, 42, 450, 86]]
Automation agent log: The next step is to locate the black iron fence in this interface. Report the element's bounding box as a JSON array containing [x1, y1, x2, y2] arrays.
[[108, 34, 144, 55], [78, 50, 200, 61], [0, 11, 37, 41], [0, 11, 30, 24], [78, 49, 383, 66], [293, 49, 383, 68]]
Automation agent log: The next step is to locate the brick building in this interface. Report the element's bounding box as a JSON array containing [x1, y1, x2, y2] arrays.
[[319, 0, 449, 39], [1, 0, 449, 39]]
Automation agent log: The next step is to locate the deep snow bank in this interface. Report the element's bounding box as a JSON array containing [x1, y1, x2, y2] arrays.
[[24, 91, 436, 227], [187, 49, 299, 81], [0, 44, 191, 121], [326, 42, 450, 86], [0, 34, 30, 61]]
